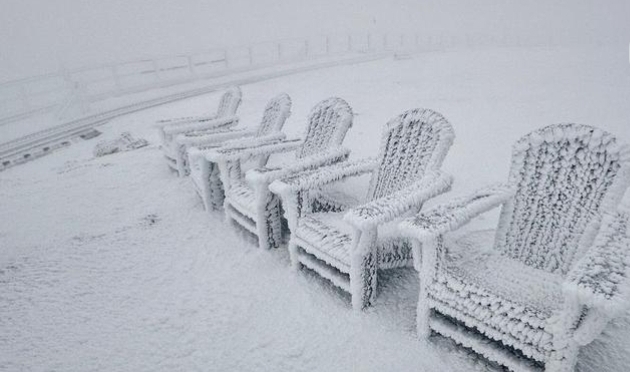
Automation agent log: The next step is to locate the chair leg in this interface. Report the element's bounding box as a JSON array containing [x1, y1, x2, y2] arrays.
[[176, 144, 189, 177], [206, 162, 224, 211], [350, 229, 378, 310], [287, 241, 302, 270], [256, 189, 282, 249], [414, 238, 437, 339], [415, 272, 431, 339]]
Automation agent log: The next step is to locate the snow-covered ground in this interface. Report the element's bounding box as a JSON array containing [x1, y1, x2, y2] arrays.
[[1, 45, 629, 371]]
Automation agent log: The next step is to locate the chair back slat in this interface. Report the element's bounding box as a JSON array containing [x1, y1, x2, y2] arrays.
[[256, 93, 292, 137], [296, 97, 353, 159], [216, 86, 242, 117], [367, 108, 454, 201], [495, 123, 630, 275]]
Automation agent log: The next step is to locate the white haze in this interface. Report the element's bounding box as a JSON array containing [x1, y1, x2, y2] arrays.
[[1, 0, 629, 81]]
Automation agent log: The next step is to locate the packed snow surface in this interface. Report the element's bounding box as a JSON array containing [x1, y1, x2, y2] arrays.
[[1, 45, 629, 371]]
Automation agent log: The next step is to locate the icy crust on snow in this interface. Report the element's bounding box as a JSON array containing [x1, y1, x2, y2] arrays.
[[495, 123, 630, 276], [270, 108, 455, 309], [399, 123, 630, 372], [93, 132, 148, 157], [185, 93, 292, 210], [211, 97, 354, 250]]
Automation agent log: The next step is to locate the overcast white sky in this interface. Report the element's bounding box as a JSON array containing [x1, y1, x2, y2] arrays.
[[1, 0, 628, 81]]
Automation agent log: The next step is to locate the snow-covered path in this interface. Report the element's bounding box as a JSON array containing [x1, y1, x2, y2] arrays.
[[1, 45, 630, 371]]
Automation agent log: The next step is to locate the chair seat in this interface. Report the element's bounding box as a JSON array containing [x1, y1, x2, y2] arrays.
[[432, 230, 565, 359], [225, 181, 256, 218], [295, 211, 413, 273]]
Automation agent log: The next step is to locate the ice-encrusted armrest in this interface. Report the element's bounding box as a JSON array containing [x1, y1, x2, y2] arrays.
[[566, 210, 630, 316], [221, 133, 287, 149], [269, 157, 378, 196], [245, 147, 351, 186], [398, 183, 515, 241], [162, 115, 239, 136], [176, 128, 255, 147], [205, 138, 303, 163], [155, 113, 219, 127], [344, 171, 454, 230]]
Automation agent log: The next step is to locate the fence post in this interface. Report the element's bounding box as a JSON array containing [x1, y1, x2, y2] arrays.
[[383, 34, 388, 50], [325, 36, 330, 55], [347, 34, 352, 52], [277, 42, 283, 61], [224, 49, 229, 68], [248, 46, 254, 66], [304, 39, 309, 58], [367, 33, 371, 51]]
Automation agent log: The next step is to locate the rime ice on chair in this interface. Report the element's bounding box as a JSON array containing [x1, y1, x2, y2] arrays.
[[270, 108, 455, 309], [155, 86, 242, 176], [187, 93, 292, 210], [206, 97, 354, 250], [399, 124, 630, 372]]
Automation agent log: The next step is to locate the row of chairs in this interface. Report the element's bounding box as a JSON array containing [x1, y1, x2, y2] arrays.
[[156, 86, 630, 372]]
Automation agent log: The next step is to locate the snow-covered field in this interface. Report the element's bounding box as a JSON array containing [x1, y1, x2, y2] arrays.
[[1, 45, 629, 371]]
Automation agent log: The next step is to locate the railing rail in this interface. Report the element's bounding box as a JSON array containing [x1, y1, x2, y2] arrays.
[[0, 30, 603, 126]]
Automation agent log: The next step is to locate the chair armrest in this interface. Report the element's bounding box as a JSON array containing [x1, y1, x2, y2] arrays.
[[344, 170, 454, 230], [176, 128, 256, 147], [269, 157, 378, 196], [398, 184, 515, 241], [155, 113, 219, 127], [221, 133, 287, 149], [565, 210, 630, 316], [162, 115, 239, 136], [205, 138, 303, 163], [245, 147, 351, 186]]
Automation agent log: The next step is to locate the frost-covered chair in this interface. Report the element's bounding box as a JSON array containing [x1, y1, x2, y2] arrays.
[[399, 124, 630, 372], [187, 93, 292, 211], [156, 86, 242, 176], [205, 97, 353, 250], [270, 109, 455, 309]]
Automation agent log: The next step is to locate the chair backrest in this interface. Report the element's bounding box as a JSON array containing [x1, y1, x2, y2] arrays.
[[296, 97, 353, 159], [255, 93, 292, 137], [366, 108, 455, 201], [216, 86, 242, 117], [494, 123, 630, 275]]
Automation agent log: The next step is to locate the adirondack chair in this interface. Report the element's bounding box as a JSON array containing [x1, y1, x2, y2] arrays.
[[205, 97, 354, 250], [399, 124, 630, 372], [187, 93, 292, 211], [270, 108, 455, 309], [156, 86, 242, 176]]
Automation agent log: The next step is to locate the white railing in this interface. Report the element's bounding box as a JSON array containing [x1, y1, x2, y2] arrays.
[[0, 30, 603, 127], [0, 32, 412, 125]]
